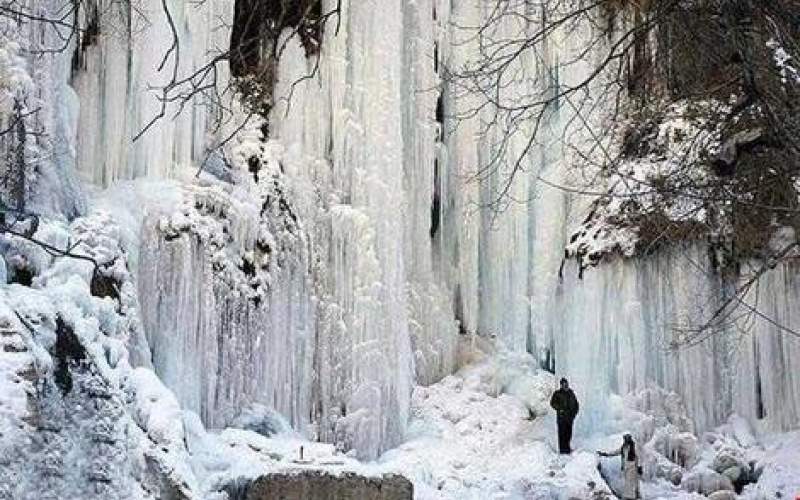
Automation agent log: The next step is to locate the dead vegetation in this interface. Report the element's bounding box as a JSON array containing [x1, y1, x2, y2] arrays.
[[451, 0, 800, 341]]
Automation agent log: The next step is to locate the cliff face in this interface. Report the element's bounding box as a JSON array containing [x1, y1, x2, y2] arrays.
[[568, 1, 800, 268], [552, 1, 800, 434]]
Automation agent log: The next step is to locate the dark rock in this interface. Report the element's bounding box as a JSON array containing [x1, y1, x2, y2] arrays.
[[52, 317, 87, 395], [231, 470, 413, 500], [90, 267, 120, 301], [9, 264, 33, 286], [712, 127, 764, 176]]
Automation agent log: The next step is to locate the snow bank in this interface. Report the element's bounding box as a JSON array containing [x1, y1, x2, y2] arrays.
[[380, 350, 611, 500], [742, 431, 800, 500], [456, 339, 558, 418]]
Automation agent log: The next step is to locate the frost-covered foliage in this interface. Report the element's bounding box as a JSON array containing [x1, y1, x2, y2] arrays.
[[767, 39, 800, 86], [561, 1, 800, 276], [0, 34, 36, 211], [0, 0, 88, 217], [154, 142, 303, 305], [0, 212, 195, 500], [0, 39, 33, 121], [565, 100, 734, 273]]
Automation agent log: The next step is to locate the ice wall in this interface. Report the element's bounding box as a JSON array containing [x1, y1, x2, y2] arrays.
[[226, 0, 800, 450], [269, 0, 460, 457], [437, 1, 603, 355], [70, 0, 234, 185], [432, 1, 799, 438], [58, 0, 462, 459], [545, 247, 800, 436], [138, 212, 315, 430], [16, 0, 798, 460]]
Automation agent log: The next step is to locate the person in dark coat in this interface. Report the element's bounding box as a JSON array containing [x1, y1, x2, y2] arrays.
[[550, 377, 579, 454]]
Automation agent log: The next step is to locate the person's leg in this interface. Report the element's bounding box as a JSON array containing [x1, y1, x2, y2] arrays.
[[557, 419, 566, 453], [557, 417, 570, 453], [564, 418, 573, 453], [623, 462, 638, 499]]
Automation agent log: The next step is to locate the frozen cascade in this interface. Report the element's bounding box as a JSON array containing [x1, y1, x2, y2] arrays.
[[131, 0, 799, 455], [546, 247, 800, 436], [138, 216, 316, 430], [4, 0, 799, 465], [70, 0, 234, 185], [55, 0, 468, 459], [266, 0, 461, 456], [132, 0, 462, 457]]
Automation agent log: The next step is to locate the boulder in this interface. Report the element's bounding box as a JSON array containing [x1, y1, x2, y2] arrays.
[[722, 465, 743, 483], [681, 468, 734, 496], [708, 491, 738, 500], [231, 471, 413, 500], [712, 447, 747, 474]]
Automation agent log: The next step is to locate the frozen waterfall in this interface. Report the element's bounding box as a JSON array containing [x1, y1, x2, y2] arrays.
[[7, 0, 798, 462]]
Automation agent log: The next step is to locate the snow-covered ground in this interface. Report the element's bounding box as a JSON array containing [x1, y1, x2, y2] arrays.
[[172, 337, 800, 500], [379, 349, 612, 500], [376, 342, 800, 500]]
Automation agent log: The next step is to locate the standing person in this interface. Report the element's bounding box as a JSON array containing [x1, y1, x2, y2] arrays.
[[550, 377, 579, 454], [599, 433, 641, 500]]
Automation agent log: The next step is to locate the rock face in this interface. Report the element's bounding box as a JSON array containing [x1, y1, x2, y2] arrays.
[[238, 471, 413, 500]]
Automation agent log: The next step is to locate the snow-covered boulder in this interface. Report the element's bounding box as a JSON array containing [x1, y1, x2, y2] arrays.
[[708, 490, 738, 500], [457, 343, 557, 418], [681, 467, 735, 495], [712, 446, 748, 475], [230, 404, 297, 438]]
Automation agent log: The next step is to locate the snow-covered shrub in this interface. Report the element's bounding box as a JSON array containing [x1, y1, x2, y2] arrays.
[[681, 467, 735, 496], [565, 100, 726, 275], [154, 121, 305, 306]]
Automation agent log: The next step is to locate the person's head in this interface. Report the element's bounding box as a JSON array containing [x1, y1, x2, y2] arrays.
[[560, 378, 569, 390], [623, 433, 633, 445]]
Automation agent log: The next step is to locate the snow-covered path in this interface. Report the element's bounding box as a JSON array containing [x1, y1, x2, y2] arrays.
[[379, 350, 613, 499]]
